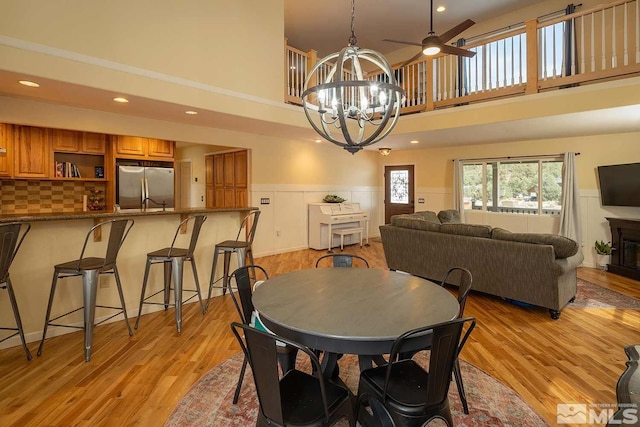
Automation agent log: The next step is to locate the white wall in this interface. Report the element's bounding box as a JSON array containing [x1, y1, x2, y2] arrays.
[[250, 184, 380, 257]]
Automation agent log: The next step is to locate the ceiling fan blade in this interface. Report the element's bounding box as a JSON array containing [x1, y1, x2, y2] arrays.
[[399, 50, 426, 68], [383, 38, 423, 47], [438, 19, 476, 43], [440, 44, 477, 58]]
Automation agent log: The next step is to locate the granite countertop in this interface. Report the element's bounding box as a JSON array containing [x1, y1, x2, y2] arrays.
[[0, 207, 258, 223]]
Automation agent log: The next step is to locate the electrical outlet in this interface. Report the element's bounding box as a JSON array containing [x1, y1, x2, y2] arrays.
[[418, 198, 425, 203], [276, 229, 281, 237], [260, 198, 270, 205]]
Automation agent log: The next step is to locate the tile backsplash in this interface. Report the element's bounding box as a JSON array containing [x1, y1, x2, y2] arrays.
[[0, 181, 106, 214]]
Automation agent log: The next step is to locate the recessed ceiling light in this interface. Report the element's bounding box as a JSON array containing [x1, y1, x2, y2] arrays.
[[185, 110, 198, 115], [113, 97, 129, 103], [410, 140, 419, 144], [19, 80, 40, 88], [315, 139, 322, 143], [436, 6, 446, 12]]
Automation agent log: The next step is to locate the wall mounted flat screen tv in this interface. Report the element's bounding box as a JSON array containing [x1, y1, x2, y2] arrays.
[[597, 162, 640, 207]]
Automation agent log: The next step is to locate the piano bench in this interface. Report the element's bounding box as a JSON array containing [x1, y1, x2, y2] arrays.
[[332, 227, 364, 251]]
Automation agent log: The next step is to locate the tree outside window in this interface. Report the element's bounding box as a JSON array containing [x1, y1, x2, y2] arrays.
[[462, 158, 563, 215]]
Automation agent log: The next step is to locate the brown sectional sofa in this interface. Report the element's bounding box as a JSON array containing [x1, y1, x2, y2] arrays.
[[380, 211, 584, 319]]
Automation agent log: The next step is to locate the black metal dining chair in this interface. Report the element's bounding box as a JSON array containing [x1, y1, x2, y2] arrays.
[[315, 253, 369, 268], [0, 222, 32, 360], [231, 322, 356, 427], [356, 317, 476, 427], [440, 266, 473, 414], [227, 265, 297, 404]]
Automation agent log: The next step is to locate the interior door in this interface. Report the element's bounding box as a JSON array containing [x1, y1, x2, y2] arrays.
[[384, 165, 415, 224]]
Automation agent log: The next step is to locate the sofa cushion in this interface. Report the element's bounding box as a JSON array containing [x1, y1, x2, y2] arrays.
[[413, 210, 441, 224], [440, 223, 492, 238], [491, 228, 579, 259], [392, 216, 441, 232], [438, 210, 461, 224]]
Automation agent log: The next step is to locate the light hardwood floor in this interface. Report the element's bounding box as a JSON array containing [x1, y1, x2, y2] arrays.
[[0, 241, 639, 426]]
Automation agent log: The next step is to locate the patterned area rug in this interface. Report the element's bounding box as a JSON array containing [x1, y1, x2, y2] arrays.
[[572, 279, 640, 309], [166, 352, 549, 426]]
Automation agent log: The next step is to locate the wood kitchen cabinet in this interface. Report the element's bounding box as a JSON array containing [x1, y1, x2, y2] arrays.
[[51, 129, 80, 152], [114, 136, 146, 157], [114, 135, 175, 159], [148, 139, 174, 158], [205, 150, 248, 208], [205, 155, 214, 208], [0, 123, 13, 177], [81, 132, 106, 154], [14, 125, 50, 178]]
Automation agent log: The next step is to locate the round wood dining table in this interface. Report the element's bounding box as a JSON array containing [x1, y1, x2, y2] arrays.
[[252, 268, 460, 377]]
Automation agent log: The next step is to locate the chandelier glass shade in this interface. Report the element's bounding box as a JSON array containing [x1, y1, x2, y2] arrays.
[[301, 16, 405, 154]]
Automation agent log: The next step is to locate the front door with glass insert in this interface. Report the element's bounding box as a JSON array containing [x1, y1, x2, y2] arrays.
[[384, 165, 415, 224]]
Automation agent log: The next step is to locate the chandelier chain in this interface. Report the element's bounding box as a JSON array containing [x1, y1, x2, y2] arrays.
[[348, 0, 357, 46]]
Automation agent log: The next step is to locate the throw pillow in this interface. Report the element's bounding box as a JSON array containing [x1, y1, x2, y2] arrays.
[[491, 228, 579, 259], [413, 210, 441, 224], [438, 210, 461, 224]]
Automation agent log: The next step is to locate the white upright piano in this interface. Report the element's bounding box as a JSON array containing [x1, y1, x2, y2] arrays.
[[308, 202, 369, 251]]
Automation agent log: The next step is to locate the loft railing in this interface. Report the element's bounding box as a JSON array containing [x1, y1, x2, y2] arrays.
[[285, 0, 640, 111]]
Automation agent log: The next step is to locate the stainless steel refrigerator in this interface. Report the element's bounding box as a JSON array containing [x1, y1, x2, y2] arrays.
[[117, 165, 175, 210]]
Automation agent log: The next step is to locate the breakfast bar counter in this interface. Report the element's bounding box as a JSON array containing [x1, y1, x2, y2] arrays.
[[0, 207, 257, 353], [0, 207, 256, 223]]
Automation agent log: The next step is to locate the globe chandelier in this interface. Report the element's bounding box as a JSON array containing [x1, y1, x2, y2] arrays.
[[301, 0, 405, 154]]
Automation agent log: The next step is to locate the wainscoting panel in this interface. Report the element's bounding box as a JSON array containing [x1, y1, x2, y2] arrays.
[[250, 185, 381, 257]]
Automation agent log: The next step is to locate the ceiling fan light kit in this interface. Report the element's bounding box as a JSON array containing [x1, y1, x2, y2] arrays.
[[383, 0, 476, 66], [301, 0, 405, 154]]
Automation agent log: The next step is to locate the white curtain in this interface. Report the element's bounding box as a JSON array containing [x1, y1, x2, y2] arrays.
[[559, 152, 581, 244], [453, 159, 465, 223]]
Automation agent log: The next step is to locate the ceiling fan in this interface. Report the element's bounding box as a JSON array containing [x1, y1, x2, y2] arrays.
[[383, 0, 476, 66]]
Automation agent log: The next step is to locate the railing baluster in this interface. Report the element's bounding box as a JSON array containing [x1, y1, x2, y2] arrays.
[[580, 15, 586, 73], [612, 5, 618, 68], [636, 0, 640, 63], [571, 17, 576, 76], [484, 43, 488, 91], [601, 9, 607, 70], [552, 24, 558, 78], [450, 54, 456, 99], [519, 34, 524, 84], [623, 2, 629, 66], [410, 63, 415, 106], [495, 42, 500, 89], [591, 12, 596, 72], [475, 48, 480, 92], [443, 56, 448, 99]]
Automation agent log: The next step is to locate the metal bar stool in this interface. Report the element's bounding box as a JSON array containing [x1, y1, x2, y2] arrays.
[[37, 219, 135, 362], [0, 222, 32, 360], [206, 210, 260, 310], [135, 215, 207, 334]]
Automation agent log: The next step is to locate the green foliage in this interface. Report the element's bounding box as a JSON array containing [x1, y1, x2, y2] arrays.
[[323, 194, 345, 203], [462, 161, 563, 205], [594, 240, 612, 255]]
